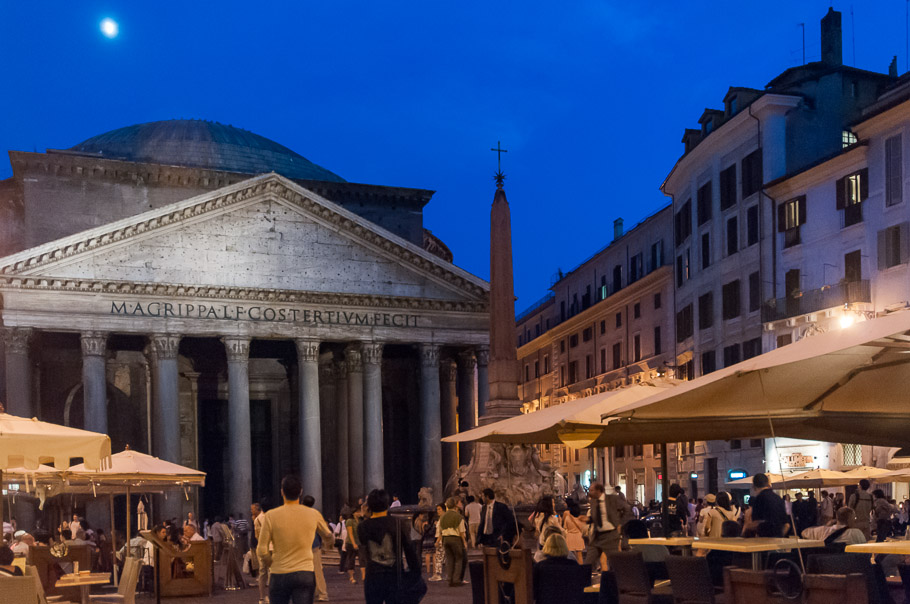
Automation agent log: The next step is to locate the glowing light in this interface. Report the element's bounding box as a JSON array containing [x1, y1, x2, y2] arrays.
[[839, 313, 856, 329], [100, 18, 119, 38]]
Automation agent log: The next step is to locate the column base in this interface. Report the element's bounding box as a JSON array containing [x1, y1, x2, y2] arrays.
[[477, 398, 523, 426]]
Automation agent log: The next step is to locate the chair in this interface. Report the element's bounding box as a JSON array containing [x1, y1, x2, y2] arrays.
[[0, 575, 39, 603], [536, 562, 589, 604], [897, 564, 910, 604], [26, 565, 76, 604], [90, 557, 140, 604], [469, 560, 484, 604], [665, 556, 722, 604], [606, 551, 672, 604], [807, 553, 890, 604], [803, 573, 868, 604], [598, 571, 620, 604], [723, 568, 788, 604]]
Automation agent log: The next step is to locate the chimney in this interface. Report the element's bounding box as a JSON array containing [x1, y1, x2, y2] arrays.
[[613, 218, 624, 240], [820, 7, 842, 65], [890, 56, 898, 77]]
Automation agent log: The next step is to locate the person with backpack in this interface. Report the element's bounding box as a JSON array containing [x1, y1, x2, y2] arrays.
[[704, 492, 739, 539], [848, 479, 874, 540]]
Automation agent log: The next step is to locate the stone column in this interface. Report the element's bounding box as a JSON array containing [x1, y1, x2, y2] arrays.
[[335, 360, 350, 506], [296, 339, 322, 509], [418, 344, 442, 498], [318, 356, 338, 514], [457, 350, 477, 466], [476, 346, 489, 419], [345, 345, 365, 499], [80, 332, 108, 434], [440, 359, 458, 484], [361, 342, 384, 493], [2, 327, 34, 417], [223, 337, 252, 518], [150, 334, 182, 522]]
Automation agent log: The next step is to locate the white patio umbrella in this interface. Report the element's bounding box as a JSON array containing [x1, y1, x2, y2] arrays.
[[770, 468, 851, 489], [593, 311, 910, 448], [840, 466, 893, 482]]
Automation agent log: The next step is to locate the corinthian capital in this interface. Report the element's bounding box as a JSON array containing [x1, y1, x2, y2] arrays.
[[361, 342, 384, 365], [440, 359, 457, 382], [419, 343, 440, 367], [295, 339, 321, 363], [475, 346, 490, 366], [335, 359, 348, 380], [80, 332, 108, 357], [458, 350, 477, 370], [2, 327, 34, 356], [150, 334, 181, 360], [345, 344, 363, 373], [222, 337, 250, 362]]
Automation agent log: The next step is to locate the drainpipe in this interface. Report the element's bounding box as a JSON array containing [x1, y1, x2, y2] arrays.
[[748, 102, 780, 317]]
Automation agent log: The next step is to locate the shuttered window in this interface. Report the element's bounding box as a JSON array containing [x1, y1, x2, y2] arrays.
[[886, 135, 903, 207], [878, 223, 910, 269], [720, 165, 737, 210]]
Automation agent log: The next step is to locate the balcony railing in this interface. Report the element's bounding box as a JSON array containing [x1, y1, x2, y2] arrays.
[[761, 279, 871, 323]]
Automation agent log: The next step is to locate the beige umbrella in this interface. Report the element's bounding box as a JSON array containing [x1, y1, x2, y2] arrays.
[[725, 472, 789, 487], [0, 411, 111, 528], [840, 466, 893, 482], [770, 468, 851, 489], [593, 311, 910, 448], [442, 379, 680, 447]]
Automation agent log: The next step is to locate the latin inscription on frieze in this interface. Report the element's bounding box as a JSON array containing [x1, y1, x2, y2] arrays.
[[110, 301, 419, 327]]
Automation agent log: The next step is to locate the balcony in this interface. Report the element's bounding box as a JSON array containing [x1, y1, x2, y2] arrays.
[[761, 279, 871, 323]]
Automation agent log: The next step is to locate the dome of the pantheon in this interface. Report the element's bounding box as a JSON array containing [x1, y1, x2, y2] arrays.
[[69, 119, 345, 183]]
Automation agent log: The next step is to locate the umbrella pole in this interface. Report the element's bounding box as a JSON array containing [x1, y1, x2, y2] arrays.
[[660, 443, 670, 538], [126, 486, 131, 557], [0, 469, 4, 533], [110, 494, 118, 587]]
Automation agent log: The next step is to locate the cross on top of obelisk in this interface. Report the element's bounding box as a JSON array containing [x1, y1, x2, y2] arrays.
[[490, 141, 507, 189]]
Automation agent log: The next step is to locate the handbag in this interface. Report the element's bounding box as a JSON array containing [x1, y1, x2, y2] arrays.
[[393, 517, 427, 604]]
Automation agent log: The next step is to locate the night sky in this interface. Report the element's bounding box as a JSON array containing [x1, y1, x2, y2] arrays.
[[3, 1, 908, 309]]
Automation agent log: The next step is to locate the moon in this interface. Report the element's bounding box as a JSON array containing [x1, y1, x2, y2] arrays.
[[100, 18, 119, 38]]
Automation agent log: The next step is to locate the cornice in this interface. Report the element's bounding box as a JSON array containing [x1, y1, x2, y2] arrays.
[[0, 275, 488, 314], [764, 144, 867, 198], [0, 173, 489, 303]]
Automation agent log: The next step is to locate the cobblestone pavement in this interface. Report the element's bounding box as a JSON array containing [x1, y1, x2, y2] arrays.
[[135, 560, 475, 604]]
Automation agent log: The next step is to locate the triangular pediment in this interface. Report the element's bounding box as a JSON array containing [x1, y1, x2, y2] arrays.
[[0, 174, 488, 305]]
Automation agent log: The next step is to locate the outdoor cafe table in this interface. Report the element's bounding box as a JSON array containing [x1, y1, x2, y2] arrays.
[[56, 572, 111, 604], [628, 536, 696, 555], [845, 541, 910, 555], [691, 538, 825, 571]]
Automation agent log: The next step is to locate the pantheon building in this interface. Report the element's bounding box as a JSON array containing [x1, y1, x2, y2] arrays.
[[0, 120, 489, 522]]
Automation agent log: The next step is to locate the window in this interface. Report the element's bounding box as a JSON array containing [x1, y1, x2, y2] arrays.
[[632, 444, 644, 457], [842, 443, 863, 466], [720, 165, 736, 210], [701, 232, 711, 269], [585, 355, 593, 379], [535, 324, 540, 337], [878, 223, 909, 269], [633, 302, 641, 319], [842, 130, 857, 148], [844, 250, 862, 282], [837, 168, 867, 227], [543, 355, 550, 374], [777, 333, 793, 347], [676, 304, 694, 342], [630, 253, 644, 283], [778, 196, 806, 248], [600, 284, 608, 301], [730, 439, 742, 450], [582, 327, 592, 342], [743, 338, 761, 360], [726, 216, 738, 256], [560, 340, 566, 353], [654, 293, 662, 309], [723, 343, 741, 367], [748, 271, 760, 312], [722, 279, 741, 320], [650, 240, 664, 270], [676, 250, 690, 287], [741, 149, 763, 198], [698, 292, 714, 330], [615, 446, 625, 459], [886, 135, 903, 207], [701, 350, 716, 375], [750, 439, 763, 449], [675, 200, 692, 246], [633, 334, 641, 362], [612, 342, 622, 370], [524, 364, 530, 382], [615, 312, 622, 328], [534, 360, 540, 378], [600, 320, 606, 335], [568, 361, 578, 383], [697, 182, 713, 225], [613, 265, 622, 292], [654, 326, 662, 355], [560, 365, 565, 386], [569, 334, 579, 348], [600, 348, 606, 373], [746, 205, 759, 246]]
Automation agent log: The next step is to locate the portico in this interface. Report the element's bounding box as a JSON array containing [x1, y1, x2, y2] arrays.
[[0, 174, 488, 516]]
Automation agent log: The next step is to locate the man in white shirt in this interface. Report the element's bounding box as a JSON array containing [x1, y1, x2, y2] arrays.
[[465, 496, 482, 548], [389, 495, 401, 508], [69, 514, 82, 535], [801, 507, 867, 546]]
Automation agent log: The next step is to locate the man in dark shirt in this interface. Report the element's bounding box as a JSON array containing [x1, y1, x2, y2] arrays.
[[666, 484, 689, 536], [358, 489, 423, 604], [749, 473, 788, 537]]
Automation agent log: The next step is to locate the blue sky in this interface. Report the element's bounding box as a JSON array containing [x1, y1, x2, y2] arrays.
[[2, 1, 908, 307]]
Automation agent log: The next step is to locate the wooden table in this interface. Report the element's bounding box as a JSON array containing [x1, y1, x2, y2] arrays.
[[845, 541, 910, 555], [691, 538, 825, 570], [628, 537, 696, 555], [55, 572, 111, 604]]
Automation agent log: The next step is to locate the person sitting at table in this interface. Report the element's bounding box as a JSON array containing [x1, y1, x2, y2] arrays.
[[0, 545, 23, 576], [801, 506, 866, 546], [533, 534, 578, 601], [533, 525, 572, 562], [625, 519, 669, 562]]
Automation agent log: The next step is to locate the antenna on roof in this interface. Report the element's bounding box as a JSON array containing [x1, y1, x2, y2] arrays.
[[851, 5, 856, 67], [799, 23, 806, 64]]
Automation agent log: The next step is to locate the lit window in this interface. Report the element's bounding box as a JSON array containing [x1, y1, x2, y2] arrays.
[[842, 443, 863, 466], [842, 130, 857, 148]]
